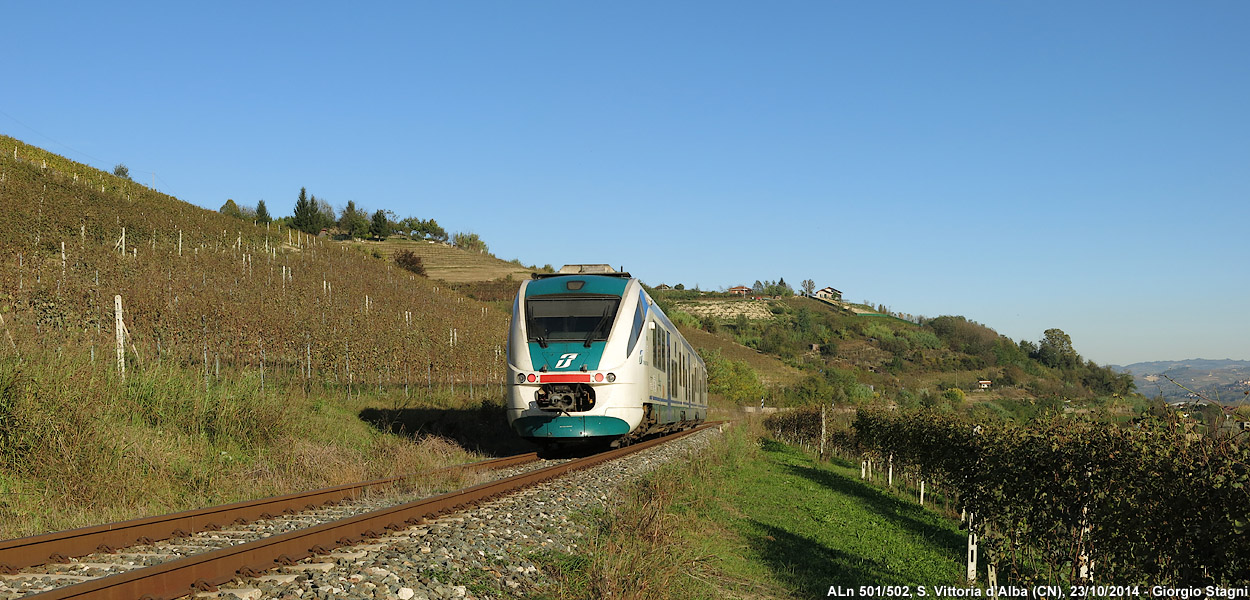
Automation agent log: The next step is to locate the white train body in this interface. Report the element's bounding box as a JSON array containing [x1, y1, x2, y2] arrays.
[[506, 269, 707, 444]]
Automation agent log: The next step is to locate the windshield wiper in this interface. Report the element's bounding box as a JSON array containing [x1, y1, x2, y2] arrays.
[[584, 306, 613, 348]]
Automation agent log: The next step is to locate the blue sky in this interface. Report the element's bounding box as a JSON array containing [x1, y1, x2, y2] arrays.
[[4, 2, 1247, 365]]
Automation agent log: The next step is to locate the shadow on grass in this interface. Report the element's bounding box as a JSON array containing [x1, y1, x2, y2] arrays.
[[359, 406, 535, 456], [743, 519, 890, 591], [779, 461, 964, 556]]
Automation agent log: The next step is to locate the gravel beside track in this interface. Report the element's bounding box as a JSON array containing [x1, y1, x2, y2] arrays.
[[212, 428, 716, 600], [0, 458, 551, 599], [1, 427, 718, 600]]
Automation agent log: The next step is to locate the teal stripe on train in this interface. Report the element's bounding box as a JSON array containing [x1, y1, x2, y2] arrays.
[[528, 341, 606, 372], [512, 415, 632, 439], [524, 275, 629, 298]]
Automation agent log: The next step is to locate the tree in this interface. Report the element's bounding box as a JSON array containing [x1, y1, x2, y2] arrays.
[[219, 199, 245, 219], [338, 201, 368, 239], [113, 163, 131, 180], [452, 231, 488, 254], [291, 187, 320, 234], [425, 219, 447, 242], [370, 210, 391, 239], [255, 199, 272, 224], [801, 279, 816, 296], [1037, 328, 1080, 370], [313, 196, 336, 231]]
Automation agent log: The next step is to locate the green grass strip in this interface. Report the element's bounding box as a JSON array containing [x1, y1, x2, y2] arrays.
[[690, 435, 968, 597]]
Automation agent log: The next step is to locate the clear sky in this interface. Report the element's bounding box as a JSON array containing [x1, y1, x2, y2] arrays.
[[4, 2, 1247, 366]]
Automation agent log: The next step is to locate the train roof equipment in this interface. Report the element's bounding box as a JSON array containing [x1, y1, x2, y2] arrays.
[[533, 264, 631, 279]]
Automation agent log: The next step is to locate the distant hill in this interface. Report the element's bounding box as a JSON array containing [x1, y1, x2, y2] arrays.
[[1113, 359, 1250, 404]]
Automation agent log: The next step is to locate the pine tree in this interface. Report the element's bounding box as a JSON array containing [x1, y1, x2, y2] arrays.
[[291, 187, 320, 234], [255, 199, 272, 224], [370, 210, 391, 240], [339, 201, 368, 238]]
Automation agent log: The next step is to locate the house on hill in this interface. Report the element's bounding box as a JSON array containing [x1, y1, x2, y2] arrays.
[[728, 285, 751, 296], [815, 286, 842, 301]]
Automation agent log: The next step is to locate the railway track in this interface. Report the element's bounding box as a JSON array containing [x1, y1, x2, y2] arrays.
[[0, 453, 542, 600], [2, 424, 716, 600]]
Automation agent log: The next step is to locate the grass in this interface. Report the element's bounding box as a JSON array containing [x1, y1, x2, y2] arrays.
[[0, 348, 497, 539], [340, 236, 536, 283], [537, 419, 967, 599]]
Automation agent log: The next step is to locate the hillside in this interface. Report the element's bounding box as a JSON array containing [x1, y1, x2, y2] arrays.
[[1115, 358, 1250, 404], [0, 135, 517, 538], [650, 289, 1145, 420]]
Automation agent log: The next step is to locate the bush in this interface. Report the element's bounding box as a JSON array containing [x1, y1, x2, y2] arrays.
[[394, 249, 426, 276]]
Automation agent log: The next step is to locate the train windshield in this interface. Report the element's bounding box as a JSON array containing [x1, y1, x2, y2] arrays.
[[526, 297, 621, 344]]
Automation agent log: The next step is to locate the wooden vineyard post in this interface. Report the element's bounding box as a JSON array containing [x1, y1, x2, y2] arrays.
[[966, 511, 977, 583], [819, 404, 827, 460], [0, 312, 16, 351], [115, 295, 125, 380], [888, 454, 894, 487], [920, 479, 926, 505], [1078, 502, 1094, 581], [988, 561, 998, 597]]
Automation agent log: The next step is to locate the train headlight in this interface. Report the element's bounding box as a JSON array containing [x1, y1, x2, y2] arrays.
[[527, 373, 537, 383], [607, 372, 616, 382], [594, 373, 604, 382], [516, 373, 526, 384]]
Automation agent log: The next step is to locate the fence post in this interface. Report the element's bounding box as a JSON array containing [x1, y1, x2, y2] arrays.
[[0, 313, 16, 351], [819, 404, 827, 460], [115, 295, 125, 380], [1078, 502, 1094, 581], [966, 511, 978, 583]]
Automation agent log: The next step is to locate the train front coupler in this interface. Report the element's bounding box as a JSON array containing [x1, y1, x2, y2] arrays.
[[535, 383, 597, 413]]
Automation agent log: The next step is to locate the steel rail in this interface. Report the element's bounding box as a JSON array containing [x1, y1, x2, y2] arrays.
[[0, 453, 538, 574], [27, 424, 713, 600]]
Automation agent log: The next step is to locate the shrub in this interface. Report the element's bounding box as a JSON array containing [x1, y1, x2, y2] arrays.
[[394, 249, 426, 276]]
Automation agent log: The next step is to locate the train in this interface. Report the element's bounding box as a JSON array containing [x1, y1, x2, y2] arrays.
[[506, 265, 707, 447]]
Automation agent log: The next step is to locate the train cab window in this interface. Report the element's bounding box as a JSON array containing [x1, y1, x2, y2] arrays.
[[526, 296, 620, 344], [627, 298, 645, 355]]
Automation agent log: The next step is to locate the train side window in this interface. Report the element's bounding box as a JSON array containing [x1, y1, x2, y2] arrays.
[[650, 325, 657, 367], [664, 332, 669, 372]]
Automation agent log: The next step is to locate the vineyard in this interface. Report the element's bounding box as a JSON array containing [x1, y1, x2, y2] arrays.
[[0, 135, 514, 536], [0, 134, 509, 394], [767, 407, 1250, 585]]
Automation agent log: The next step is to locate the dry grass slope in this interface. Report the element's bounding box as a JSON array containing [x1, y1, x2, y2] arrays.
[[0, 135, 516, 538], [344, 238, 537, 283]]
